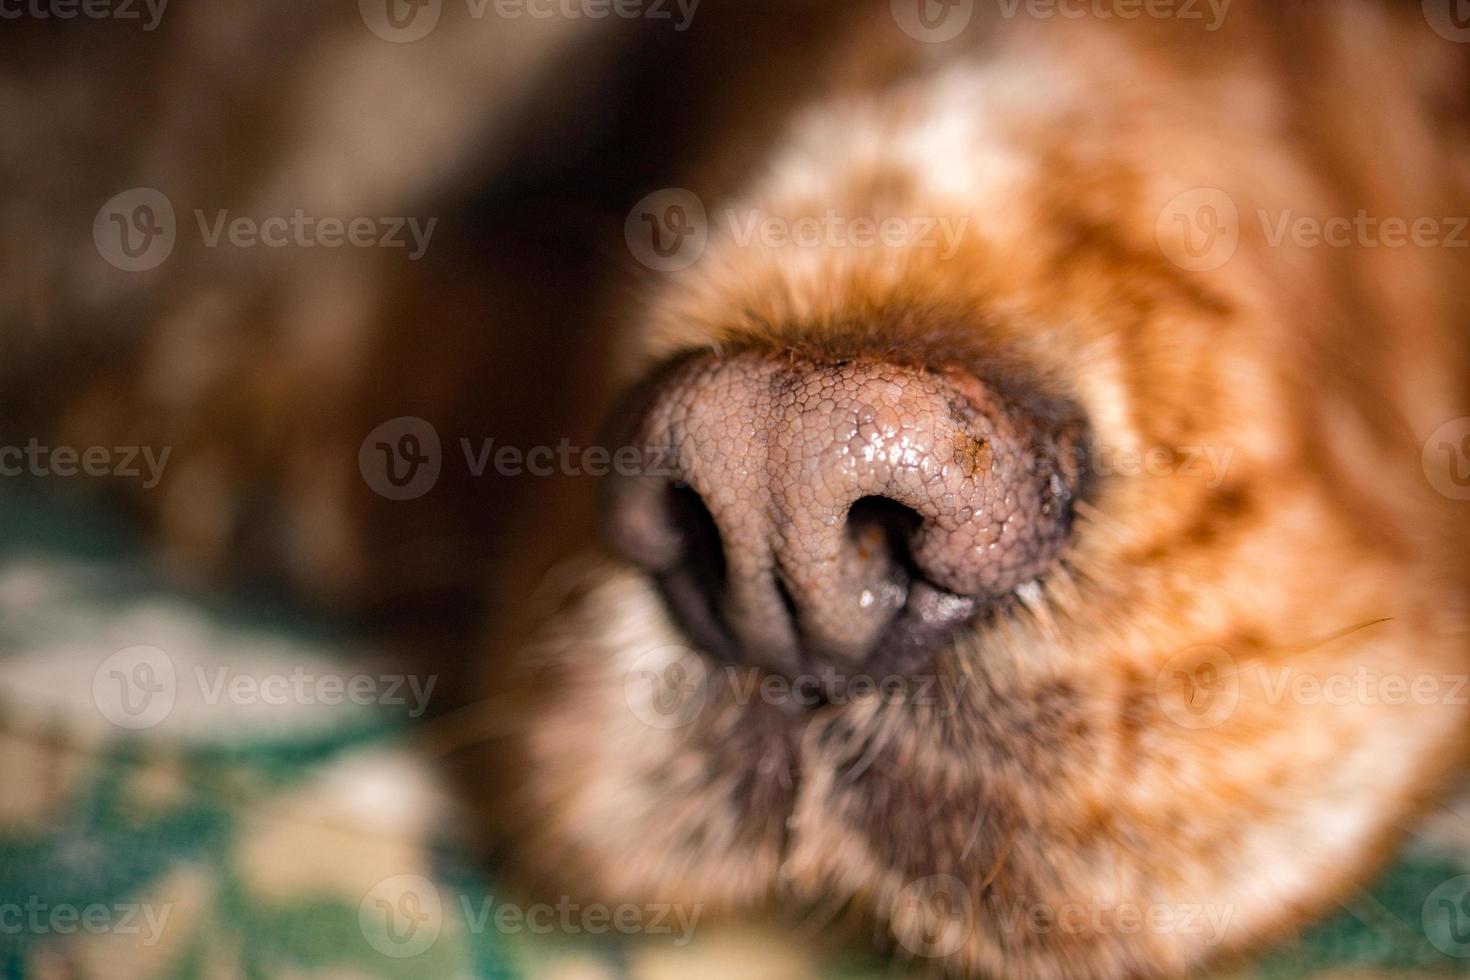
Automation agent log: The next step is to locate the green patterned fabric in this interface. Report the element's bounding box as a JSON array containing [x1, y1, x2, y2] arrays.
[[0, 488, 1467, 978]]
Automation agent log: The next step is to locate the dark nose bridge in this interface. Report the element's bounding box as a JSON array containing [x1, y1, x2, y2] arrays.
[[606, 351, 1082, 677]]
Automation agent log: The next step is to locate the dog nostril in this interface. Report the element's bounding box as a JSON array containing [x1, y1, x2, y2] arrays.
[[668, 484, 725, 585], [846, 496, 921, 563], [655, 483, 740, 661], [842, 495, 918, 610], [606, 351, 1085, 677]]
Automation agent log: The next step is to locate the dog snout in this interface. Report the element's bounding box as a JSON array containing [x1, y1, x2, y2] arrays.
[[606, 351, 1084, 678]]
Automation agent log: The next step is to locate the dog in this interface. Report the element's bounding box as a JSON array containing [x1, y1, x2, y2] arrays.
[[6, 1, 1469, 977], [488, 4, 1470, 977]]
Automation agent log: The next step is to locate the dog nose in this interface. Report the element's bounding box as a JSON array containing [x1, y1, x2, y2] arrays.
[[606, 351, 1084, 676]]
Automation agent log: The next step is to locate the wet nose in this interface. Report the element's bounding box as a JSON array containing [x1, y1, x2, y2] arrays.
[[606, 352, 1083, 677]]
